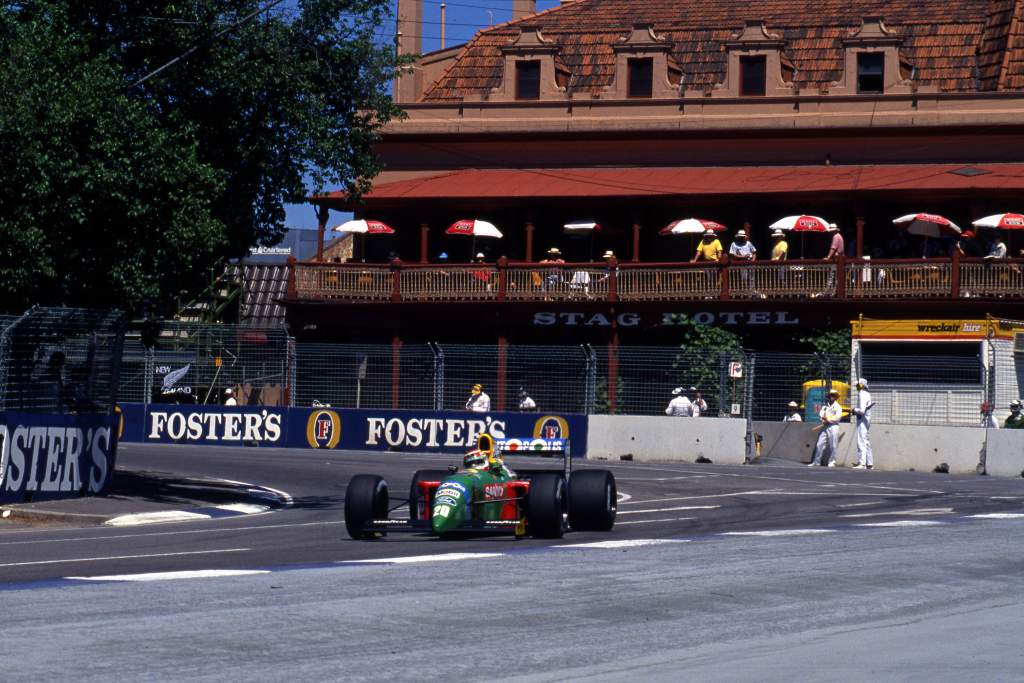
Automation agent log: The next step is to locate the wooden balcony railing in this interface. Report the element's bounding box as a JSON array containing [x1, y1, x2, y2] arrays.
[[289, 256, 1024, 304]]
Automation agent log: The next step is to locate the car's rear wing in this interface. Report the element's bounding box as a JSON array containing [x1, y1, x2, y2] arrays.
[[495, 437, 571, 479]]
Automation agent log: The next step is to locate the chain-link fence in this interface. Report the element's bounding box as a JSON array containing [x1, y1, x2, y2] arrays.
[[0, 307, 126, 413], [111, 321, 1024, 426]]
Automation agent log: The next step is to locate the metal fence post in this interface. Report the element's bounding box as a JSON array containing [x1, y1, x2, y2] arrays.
[[430, 342, 445, 411], [143, 346, 154, 407], [286, 335, 297, 407], [744, 350, 755, 462], [582, 344, 596, 415]]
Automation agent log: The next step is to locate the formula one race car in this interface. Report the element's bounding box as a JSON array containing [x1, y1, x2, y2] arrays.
[[344, 434, 616, 540]]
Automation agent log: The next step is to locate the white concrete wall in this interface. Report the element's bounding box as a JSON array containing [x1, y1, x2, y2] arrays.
[[984, 429, 1024, 478], [587, 416, 747, 464], [754, 420, 989, 474]]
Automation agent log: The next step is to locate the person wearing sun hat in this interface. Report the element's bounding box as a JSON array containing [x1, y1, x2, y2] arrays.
[[728, 229, 757, 261], [692, 229, 723, 263], [808, 388, 843, 467], [852, 378, 875, 469], [783, 400, 802, 422], [664, 387, 693, 417], [770, 229, 789, 261], [465, 383, 491, 412]]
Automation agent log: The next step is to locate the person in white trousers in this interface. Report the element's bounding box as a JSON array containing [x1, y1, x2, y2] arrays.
[[808, 389, 843, 467], [852, 378, 874, 470]]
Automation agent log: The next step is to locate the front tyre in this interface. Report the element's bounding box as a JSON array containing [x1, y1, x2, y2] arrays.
[[345, 474, 389, 540], [526, 473, 566, 539], [568, 469, 617, 531]]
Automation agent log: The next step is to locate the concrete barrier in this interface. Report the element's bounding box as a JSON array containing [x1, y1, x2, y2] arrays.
[[754, 420, 990, 474], [984, 429, 1024, 478], [587, 416, 747, 464]]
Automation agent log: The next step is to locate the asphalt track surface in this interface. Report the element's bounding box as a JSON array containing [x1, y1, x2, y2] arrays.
[[3, 444, 1023, 680]]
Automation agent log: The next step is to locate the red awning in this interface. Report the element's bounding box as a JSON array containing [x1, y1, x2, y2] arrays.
[[313, 164, 1024, 208]]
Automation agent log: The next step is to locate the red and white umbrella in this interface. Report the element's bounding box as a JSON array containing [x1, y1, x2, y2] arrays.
[[770, 215, 831, 232], [331, 218, 396, 234], [893, 213, 961, 238], [563, 220, 600, 233], [972, 213, 1024, 230], [446, 219, 503, 239], [659, 218, 726, 235]]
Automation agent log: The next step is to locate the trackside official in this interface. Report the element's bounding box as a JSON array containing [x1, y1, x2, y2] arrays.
[[1006, 400, 1024, 429], [665, 387, 692, 416], [809, 389, 842, 467], [852, 378, 874, 469], [466, 384, 491, 412]]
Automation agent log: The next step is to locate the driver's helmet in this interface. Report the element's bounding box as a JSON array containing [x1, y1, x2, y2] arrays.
[[463, 449, 488, 470]]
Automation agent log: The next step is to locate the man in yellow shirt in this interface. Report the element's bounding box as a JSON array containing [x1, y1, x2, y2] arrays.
[[770, 229, 788, 261], [692, 230, 723, 262]]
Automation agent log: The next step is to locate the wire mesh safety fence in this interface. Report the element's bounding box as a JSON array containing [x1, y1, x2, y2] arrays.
[[106, 322, 1022, 427], [0, 307, 126, 414]]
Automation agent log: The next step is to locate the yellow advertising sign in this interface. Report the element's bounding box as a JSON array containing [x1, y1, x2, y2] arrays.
[[852, 318, 1024, 340]]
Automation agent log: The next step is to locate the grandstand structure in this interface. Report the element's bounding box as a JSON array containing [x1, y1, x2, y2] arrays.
[[286, 0, 1024, 350]]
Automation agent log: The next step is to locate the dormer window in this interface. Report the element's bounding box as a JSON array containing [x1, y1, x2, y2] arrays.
[[628, 58, 654, 98], [857, 52, 884, 93], [740, 55, 766, 96], [516, 60, 541, 100]]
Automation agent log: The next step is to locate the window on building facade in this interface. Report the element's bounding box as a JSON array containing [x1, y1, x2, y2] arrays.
[[627, 58, 654, 98], [857, 52, 884, 94], [739, 55, 766, 96], [516, 60, 541, 100]]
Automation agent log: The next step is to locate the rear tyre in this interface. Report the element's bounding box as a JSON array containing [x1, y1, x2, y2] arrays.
[[408, 469, 449, 520], [568, 469, 617, 531], [345, 474, 389, 540], [526, 473, 566, 539]]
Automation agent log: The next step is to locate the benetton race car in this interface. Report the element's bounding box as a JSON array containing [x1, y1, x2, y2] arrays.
[[344, 434, 616, 539]]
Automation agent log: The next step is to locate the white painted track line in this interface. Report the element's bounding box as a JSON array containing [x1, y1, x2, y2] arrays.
[[67, 569, 270, 582], [618, 505, 719, 515], [855, 520, 947, 528], [342, 553, 505, 565], [555, 539, 690, 549], [0, 548, 250, 568], [722, 529, 835, 537], [840, 507, 953, 519], [617, 516, 695, 525], [105, 511, 211, 526], [968, 513, 1024, 519]]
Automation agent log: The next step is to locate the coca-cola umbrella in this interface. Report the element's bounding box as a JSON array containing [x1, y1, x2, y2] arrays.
[[770, 215, 832, 258], [660, 218, 726, 259], [972, 213, 1024, 256], [331, 218, 396, 262], [446, 219, 503, 258], [892, 213, 961, 237]]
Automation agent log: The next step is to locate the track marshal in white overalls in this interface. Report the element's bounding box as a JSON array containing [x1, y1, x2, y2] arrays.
[[808, 389, 843, 467], [852, 378, 874, 469]]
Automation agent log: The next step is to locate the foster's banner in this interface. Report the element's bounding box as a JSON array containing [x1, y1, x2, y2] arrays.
[[0, 411, 119, 504], [119, 404, 587, 455]]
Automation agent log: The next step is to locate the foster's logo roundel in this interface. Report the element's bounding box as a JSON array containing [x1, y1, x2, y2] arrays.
[[306, 409, 342, 449], [532, 415, 569, 440]]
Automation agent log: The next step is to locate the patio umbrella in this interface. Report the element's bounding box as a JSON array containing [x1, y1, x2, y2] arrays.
[[331, 219, 396, 262], [446, 219, 503, 258], [771, 215, 831, 258], [660, 218, 726, 260], [892, 213, 961, 237], [973, 213, 1024, 257]]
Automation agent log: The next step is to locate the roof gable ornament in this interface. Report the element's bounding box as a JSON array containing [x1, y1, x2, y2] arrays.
[[484, 24, 567, 102], [696, 20, 796, 98], [826, 17, 929, 95], [604, 23, 679, 99], [501, 24, 558, 54]]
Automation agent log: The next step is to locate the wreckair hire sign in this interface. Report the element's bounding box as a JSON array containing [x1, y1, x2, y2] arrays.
[[0, 411, 119, 503]]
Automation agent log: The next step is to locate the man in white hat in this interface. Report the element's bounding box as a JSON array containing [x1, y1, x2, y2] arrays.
[[809, 388, 843, 467], [224, 387, 237, 406], [665, 387, 693, 417], [691, 229, 723, 263], [783, 400, 802, 422], [728, 229, 757, 261], [852, 378, 874, 469], [825, 223, 845, 260], [770, 229, 788, 261]]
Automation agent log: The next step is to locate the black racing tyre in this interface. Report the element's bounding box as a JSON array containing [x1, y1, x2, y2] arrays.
[[345, 474, 389, 540], [408, 469, 450, 520], [568, 469, 617, 531], [526, 473, 566, 539]]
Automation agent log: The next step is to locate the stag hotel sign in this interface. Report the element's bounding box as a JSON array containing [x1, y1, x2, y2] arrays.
[[532, 311, 800, 327]]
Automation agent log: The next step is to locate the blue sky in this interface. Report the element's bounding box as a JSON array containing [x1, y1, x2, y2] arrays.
[[283, 0, 562, 229]]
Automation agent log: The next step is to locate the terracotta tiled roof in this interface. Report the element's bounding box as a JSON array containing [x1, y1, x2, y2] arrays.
[[422, 0, 1024, 99]]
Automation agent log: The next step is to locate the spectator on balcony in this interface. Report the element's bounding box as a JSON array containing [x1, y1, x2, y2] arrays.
[[540, 247, 565, 292], [953, 231, 981, 257], [770, 230, 788, 261], [466, 384, 491, 412], [728, 230, 757, 262], [665, 387, 693, 416], [825, 223, 844, 260], [783, 400, 803, 422], [692, 230, 723, 263], [984, 232, 1008, 259]]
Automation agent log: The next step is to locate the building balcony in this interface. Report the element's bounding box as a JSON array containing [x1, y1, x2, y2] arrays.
[[288, 255, 1024, 305]]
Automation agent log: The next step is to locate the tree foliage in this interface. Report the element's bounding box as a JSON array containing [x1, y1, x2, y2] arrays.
[[0, 1, 404, 313]]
